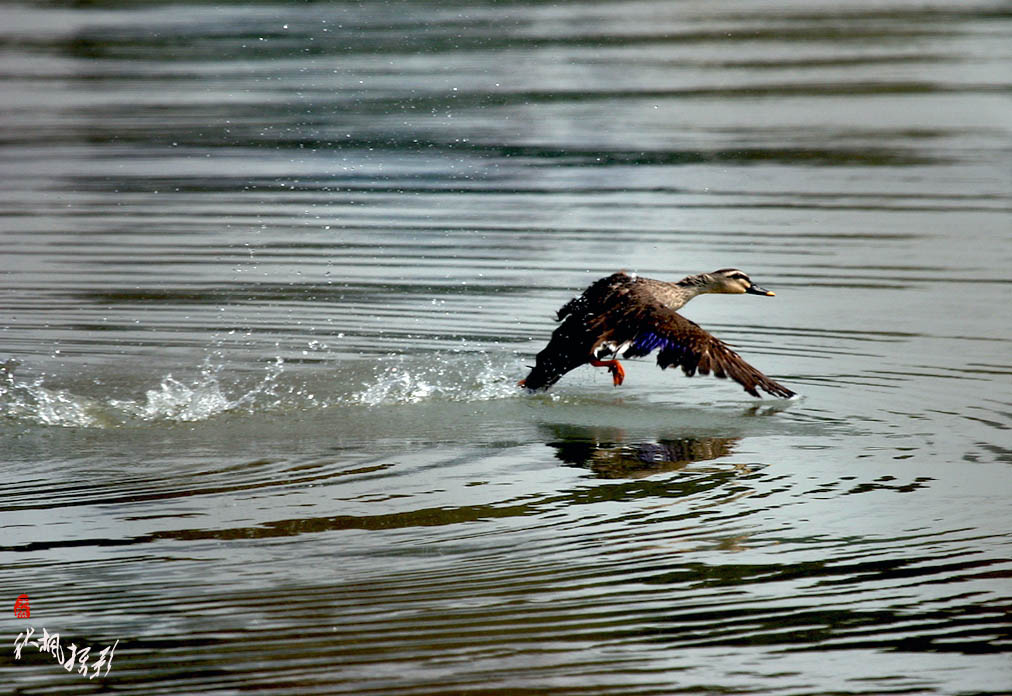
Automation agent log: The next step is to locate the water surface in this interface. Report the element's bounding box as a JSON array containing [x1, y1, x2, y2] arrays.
[[2, 1, 1010, 694]]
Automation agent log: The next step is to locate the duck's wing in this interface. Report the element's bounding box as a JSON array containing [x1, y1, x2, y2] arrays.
[[621, 306, 795, 398], [557, 272, 637, 322]]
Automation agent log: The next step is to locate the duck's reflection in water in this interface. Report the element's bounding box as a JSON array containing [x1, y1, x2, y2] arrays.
[[544, 424, 740, 479]]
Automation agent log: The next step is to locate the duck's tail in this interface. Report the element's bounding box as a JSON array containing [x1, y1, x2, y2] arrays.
[[519, 360, 567, 391], [519, 358, 566, 391], [519, 325, 593, 391]]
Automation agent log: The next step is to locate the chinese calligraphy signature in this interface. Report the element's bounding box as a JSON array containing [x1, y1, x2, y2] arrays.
[[13, 626, 118, 680]]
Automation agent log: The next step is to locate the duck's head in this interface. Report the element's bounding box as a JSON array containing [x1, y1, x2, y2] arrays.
[[706, 268, 776, 296]]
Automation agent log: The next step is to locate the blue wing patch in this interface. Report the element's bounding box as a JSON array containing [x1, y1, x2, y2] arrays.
[[624, 331, 693, 372], [625, 331, 672, 357]]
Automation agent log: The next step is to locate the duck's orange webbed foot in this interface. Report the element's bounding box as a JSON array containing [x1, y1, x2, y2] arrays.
[[590, 359, 625, 386]]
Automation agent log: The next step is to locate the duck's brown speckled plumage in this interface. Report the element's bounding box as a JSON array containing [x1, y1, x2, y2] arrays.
[[520, 270, 795, 398]]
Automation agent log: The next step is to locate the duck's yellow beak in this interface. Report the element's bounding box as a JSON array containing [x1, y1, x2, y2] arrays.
[[746, 284, 775, 296]]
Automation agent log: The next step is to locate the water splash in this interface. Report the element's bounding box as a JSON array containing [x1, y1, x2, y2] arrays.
[[0, 360, 109, 428], [0, 357, 288, 428], [348, 350, 524, 407], [109, 357, 286, 422], [0, 349, 526, 428]]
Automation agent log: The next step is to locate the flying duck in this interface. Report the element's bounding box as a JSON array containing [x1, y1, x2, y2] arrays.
[[519, 269, 795, 398]]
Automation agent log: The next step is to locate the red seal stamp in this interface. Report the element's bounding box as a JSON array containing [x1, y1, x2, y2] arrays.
[[14, 594, 30, 619]]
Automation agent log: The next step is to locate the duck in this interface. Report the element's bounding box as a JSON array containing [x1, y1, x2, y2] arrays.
[[519, 269, 796, 398]]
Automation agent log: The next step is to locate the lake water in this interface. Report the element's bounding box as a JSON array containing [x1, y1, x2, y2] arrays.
[[2, 1, 1010, 694]]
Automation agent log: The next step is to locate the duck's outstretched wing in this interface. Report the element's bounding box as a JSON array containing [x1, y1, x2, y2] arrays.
[[622, 306, 795, 398], [556, 272, 637, 322]]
